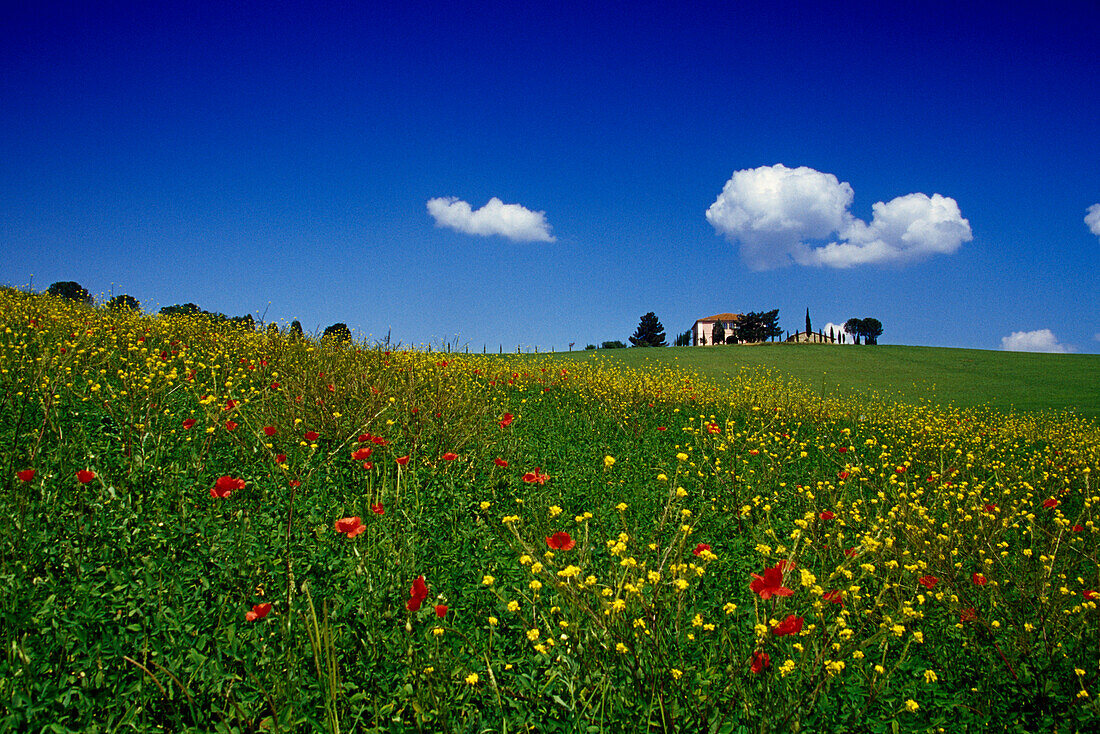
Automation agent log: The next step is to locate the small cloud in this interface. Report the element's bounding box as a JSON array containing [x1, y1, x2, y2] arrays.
[[823, 322, 854, 343], [1086, 203, 1100, 237], [427, 196, 555, 242], [705, 164, 972, 270], [1000, 329, 1073, 354]]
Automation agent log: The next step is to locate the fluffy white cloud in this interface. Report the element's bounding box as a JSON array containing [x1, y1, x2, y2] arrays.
[[823, 322, 854, 343], [1000, 329, 1073, 354], [1086, 203, 1100, 237], [427, 197, 555, 242], [705, 164, 972, 269]]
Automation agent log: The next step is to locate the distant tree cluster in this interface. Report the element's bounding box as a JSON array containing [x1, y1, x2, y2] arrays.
[[673, 330, 691, 347], [159, 303, 255, 329], [845, 317, 884, 345], [46, 281, 93, 305], [736, 310, 783, 343]]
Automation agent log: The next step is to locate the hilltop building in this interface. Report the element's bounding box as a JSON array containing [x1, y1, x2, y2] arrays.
[[692, 313, 741, 346]]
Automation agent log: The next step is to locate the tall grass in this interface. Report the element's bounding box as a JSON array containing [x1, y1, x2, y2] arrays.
[[2, 289, 1098, 732]]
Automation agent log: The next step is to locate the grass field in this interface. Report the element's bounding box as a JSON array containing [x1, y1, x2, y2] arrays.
[[3, 289, 1099, 732], [563, 344, 1100, 419]]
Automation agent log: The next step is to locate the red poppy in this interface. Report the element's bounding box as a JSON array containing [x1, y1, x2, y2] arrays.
[[289, 480, 301, 487], [749, 563, 794, 600], [304, 431, 319, 441], [362, 461, 373, 470], [370, 502, 384, 515], [77, 470, 96, 484], [918, 575, 938, 589], [493, 458, 509, 467], [984, 503, 998, 512], [820, 511, 835, 521], [1042, 498, 1058, 509], [372, 436, 388, 446], [657, 426, 667, 431], [406, 575, 428, 612], [335, 516, 365, 538], [959, 607, 977, 622], [838, 446, 848, 453], [270, 382, 280, 389], [224, 399, 237, 411], [211, 475, 245, 498], [358, 433, 372, 443], [434, 604, 448, 618], [1084, 590, 1099, 601], [442, 452, 458, 461], [263, 426, 277, 436], [225, 421, 238, 431], [822, 590, 843, 605], [706, 422, 721, 434], [895, 466, 906, 473], [837, 471, 849, 480], [843, 547, 859, 558], [327, 384, 335, 392], [523, 468, 549, 485], [246, 603, 272, 622], [17, 469, 35, 482], [693, 543, 711, 557], [396, 455, 410, 466], [750, 651, 770, 674], [1072, 524, 1084, 532], [182, 418, 196, 430], [352, 447, 372, 461], [276, 454, 286, 463], [498, 413, 514, 428], [972, 572, 988, 586], [771, 614, 804, 637], [546, 531, 575, 550]]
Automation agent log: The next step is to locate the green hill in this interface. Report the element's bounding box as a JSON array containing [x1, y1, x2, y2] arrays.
[[563, 344, 1100, 419]]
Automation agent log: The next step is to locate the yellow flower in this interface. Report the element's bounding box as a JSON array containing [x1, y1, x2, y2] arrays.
[[465, 673, 479, 685], [676, 452, 689, 461], [529, 580, 543, 591], [656, 474, 668, 482], [615, 642, 628, 654], [723, 602, 737, 615], [670, 668, 683, 680], [481, 575, 495, 586], [557, 565, 581, 578], [905, 700, 919, 712], [526, 628, 539, 642], [923, 669, 938, 684], [603, 455, 615, 468], [549, 505, 562, 518], [488, 616, 498, 626], [615, 502, 628, 511], [479, 501, 490, 511], [676, 486, 688, 497], [507, 600, 520, 612], [432, 627, 444, 637]]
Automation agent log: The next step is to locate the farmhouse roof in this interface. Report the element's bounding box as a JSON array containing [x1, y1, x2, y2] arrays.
[[695, 313, 742, 323]]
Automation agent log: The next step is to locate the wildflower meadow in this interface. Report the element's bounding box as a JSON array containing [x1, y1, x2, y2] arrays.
[[2, 287, 1098, 733]]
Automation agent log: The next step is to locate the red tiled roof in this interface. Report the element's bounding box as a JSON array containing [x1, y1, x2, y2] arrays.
[[695, 313, 742, 323]]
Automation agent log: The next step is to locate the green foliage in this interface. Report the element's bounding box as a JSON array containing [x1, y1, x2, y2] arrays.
[[47, 281, 92, 304], [585, 344, 596, 350], [806, 307, 812, 335], [321, 322, 352, 345], [629, 312, 667, 347], [711, 319, 725, 346], [601, 340, 627, 349], [847, 317, 884, 345], [107, 294, 140, 311], [738, 309, 783, 342], [673, 330, 691, 347], [289, 320, 304, 338]]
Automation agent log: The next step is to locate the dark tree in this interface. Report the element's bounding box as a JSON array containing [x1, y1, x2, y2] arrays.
[[107, 294, 139, 310], [228, 314, 255, 330], [47, 281, 92, 304], [861, 317, 883, 345], [289, 320, 304, 338], [160, 303, 202, 317], [673, 330, 691, 347], [322, 322, 352, 345], [844, 318, 863, 344], [584, 344, 596, 350], [805, 308, 812, 335], [738, 310, 782, 342], [601, 340, 626, 349], [629, 312, 667, 347], [710, 319, 725, 346], [266, 323, 280, 338]]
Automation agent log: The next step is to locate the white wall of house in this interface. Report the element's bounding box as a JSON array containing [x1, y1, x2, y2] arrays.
[[693, 319, 739, 345]]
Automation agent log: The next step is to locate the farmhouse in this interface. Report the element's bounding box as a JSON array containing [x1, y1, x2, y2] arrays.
[[692, 313, 741, 346]]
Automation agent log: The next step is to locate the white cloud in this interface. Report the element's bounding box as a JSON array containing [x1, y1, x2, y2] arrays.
[[705, 164, 972, 269], [1086, 203, 1100, 237], [427, 196, 555, 242], [823, 322, 854, 343], [1000, 329, 1073, 354]]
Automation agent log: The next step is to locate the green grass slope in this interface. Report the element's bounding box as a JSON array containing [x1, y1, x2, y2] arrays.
[[565, 344, 1100, 419]]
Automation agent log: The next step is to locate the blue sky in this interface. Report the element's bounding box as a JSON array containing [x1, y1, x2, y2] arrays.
[[3, 0, 1098, 353]]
